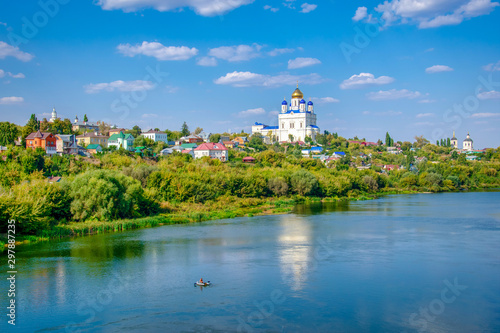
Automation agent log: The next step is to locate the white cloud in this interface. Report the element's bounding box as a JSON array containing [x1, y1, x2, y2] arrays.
[[0, 41, 34, 62], [366, 89, 422, 101], [84, 80, 155, 94], [117, 41, 198, 60], [477, 90, 500, 99], [264, 5, 279, 12], [1, 70, 25, 79], [470, 112, 500, 118], [374, 0, 500, 29], [363, 110, 402, 116], [301, 3, 317, 13], [268, 110, 280, 116], [312, 97, 340, 104], [340, 73, 394, 89], [97, 0, 254, 16], [209, 44, 262, 62], [238, 107, 266, 117], [415, 121, 434, 126], [418, 99, 436, 103], [0, 22, 7, 26], [197, 56, 217, 66], [214, 71, 325, 87], [425, 65, 454, 73], [268, 48, 295, 56], [0, 96, 23, 104], [483, 60, 500, 71], [353, 6, 368, 21], [288, 57, 321, 69], [416, 113, 434, 118]]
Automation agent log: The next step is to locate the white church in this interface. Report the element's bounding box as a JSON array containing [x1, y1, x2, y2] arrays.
[[252, 85, 320, 142]]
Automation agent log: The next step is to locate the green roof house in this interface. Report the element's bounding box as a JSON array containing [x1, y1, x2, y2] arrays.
[[108, 132, 134, 151]]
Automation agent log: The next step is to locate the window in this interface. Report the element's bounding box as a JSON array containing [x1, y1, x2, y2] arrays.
[[300, 122, 303, 128], [281, 123, 284, 129]]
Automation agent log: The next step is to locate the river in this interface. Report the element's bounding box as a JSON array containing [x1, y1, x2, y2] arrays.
[[2, 192, 500, 332]]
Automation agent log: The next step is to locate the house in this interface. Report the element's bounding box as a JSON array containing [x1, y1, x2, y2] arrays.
[[76, 132, 109, 148], [55, 134, 78, 155], [107, 132, 134, 151], [332, 152, 346, 158], [194, 142, 228, 161], [181, 149, 195, 158], [223, 141, 236, 149], [198, 132, 212, 142], [387, 147, 401, 154], [310, 146, 323, 154], [141, 129, 168, 143], [47, 176, 62, 183], [361, 141, 378, 147], [72, 115, 99, 132], [242, 156, 256, 163], [180, 135, 203, 143], [108, 128, 127, 136], [25, 131, 57, 155], [233, 136, 248, 146], [180, 143, 198, 151], [160, 148, 174, 156], [170, 145, 184, 152], [383, 164, 400, 171], [86, 144, 102, 154]]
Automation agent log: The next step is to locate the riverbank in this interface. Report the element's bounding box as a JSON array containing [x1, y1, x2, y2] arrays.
[[3, 187, 499, 251], [1, 192, 384, 250]]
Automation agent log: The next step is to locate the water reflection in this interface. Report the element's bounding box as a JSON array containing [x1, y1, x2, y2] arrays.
[[278, 215, 313, 291]]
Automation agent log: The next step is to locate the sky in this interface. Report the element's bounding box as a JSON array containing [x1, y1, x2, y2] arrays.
[[0, 0, 499, 148]]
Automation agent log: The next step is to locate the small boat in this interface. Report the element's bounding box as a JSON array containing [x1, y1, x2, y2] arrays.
[[194, 281, 211, 287]]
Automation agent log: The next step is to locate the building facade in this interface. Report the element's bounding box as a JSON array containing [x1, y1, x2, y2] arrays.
[[252, 85, 320, 142], [194, 142, 228, 161], [25, 131, 57, 154], [141, 130, 168, 143], [55, 134, 78, 154], [72, 115, 99, 132], [463, 133, 473, 151], [451, 131, 458, 149], [108, 131, 134, 151], [76, 132, 109, 148]]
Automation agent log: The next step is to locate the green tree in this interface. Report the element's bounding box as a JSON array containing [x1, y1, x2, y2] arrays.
[[181, 122, 190, 137], [290, 170, 318, 196], [127, 125, 142, 138], [385, 132, 392, 146], [0, 122, 19, 146], [268, 177, 288, 196], [210, 133, 221, 143], [83, 114, 88, 122], [194, 127, 203, 135]]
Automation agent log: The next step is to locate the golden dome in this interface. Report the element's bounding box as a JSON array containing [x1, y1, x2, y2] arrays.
[[292, 86, 303, 99]]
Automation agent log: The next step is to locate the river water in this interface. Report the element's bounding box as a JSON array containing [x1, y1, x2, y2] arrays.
[[2, 192, 500, 332]]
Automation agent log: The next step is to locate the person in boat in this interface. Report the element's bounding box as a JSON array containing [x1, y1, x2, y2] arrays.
[[199, 278, 204, 284]]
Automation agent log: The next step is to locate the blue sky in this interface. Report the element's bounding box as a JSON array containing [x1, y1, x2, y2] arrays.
[[0, 0, 499, 148]]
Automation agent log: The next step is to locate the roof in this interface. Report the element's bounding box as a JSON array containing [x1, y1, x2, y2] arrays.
[[194, 142, 228, 151], [55, 134, 74, 141], [263, 125, 279, 130], [282, 100, 288, 105], [73, 121, 98, 127], [109, 132, 133, 140], [333, 152, 346, 156], [26, 131, 53, 140], [311, 147, 323, 151], [243, 156, 256, 161], [181, 143, 197, 149], [309, 125, 319, 129], [86, 144, 101, 149], [142, 130, 165, 134]]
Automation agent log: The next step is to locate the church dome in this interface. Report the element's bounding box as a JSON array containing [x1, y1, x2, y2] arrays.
[[300, 99, 306, 104], [282, 100, 288, 105], [464, 133, 473, 142], [292, 87, 303, 99], [308, 100, 313, 105]]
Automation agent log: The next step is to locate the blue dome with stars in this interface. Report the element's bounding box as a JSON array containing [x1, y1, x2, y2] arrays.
[[300, 99, 306, 104]]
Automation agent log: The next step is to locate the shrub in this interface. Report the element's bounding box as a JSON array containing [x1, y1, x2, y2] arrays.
[[290, 170, 318, 196]]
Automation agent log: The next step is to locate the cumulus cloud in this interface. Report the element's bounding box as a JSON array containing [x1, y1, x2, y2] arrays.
[[117, 41, 198, 60], [288, 57, 321, 69], [301, 3, 317, 13], [84, 80, 155, 94], [366, 89, 422, 101], [374, 0, 500, 29], [353, 6, 368, 21], [238, 107, 266, 117], [312, 97, 340, 104], [214, 71, 325, 87], [0, 70, 25, 79], [425, 65, 454, 73], [0, 41, 34, 62], [483, 60, 500, 71], [0, 96, 24, 104], [477, 90, 500, 99], [268, 48, 295, 56], [340, 73, 394, 89], [418, 99, 436, 103], [209, 44, 262, 62], [264, 5, 279, 12], [97, 0, 254, 16], [197, 56, 217, 66]]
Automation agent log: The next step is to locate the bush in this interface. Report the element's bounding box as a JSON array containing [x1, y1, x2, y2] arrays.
[[268, 177, 289, 196], [69, 170, 156, 221], [290, 170, 318, 196]]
